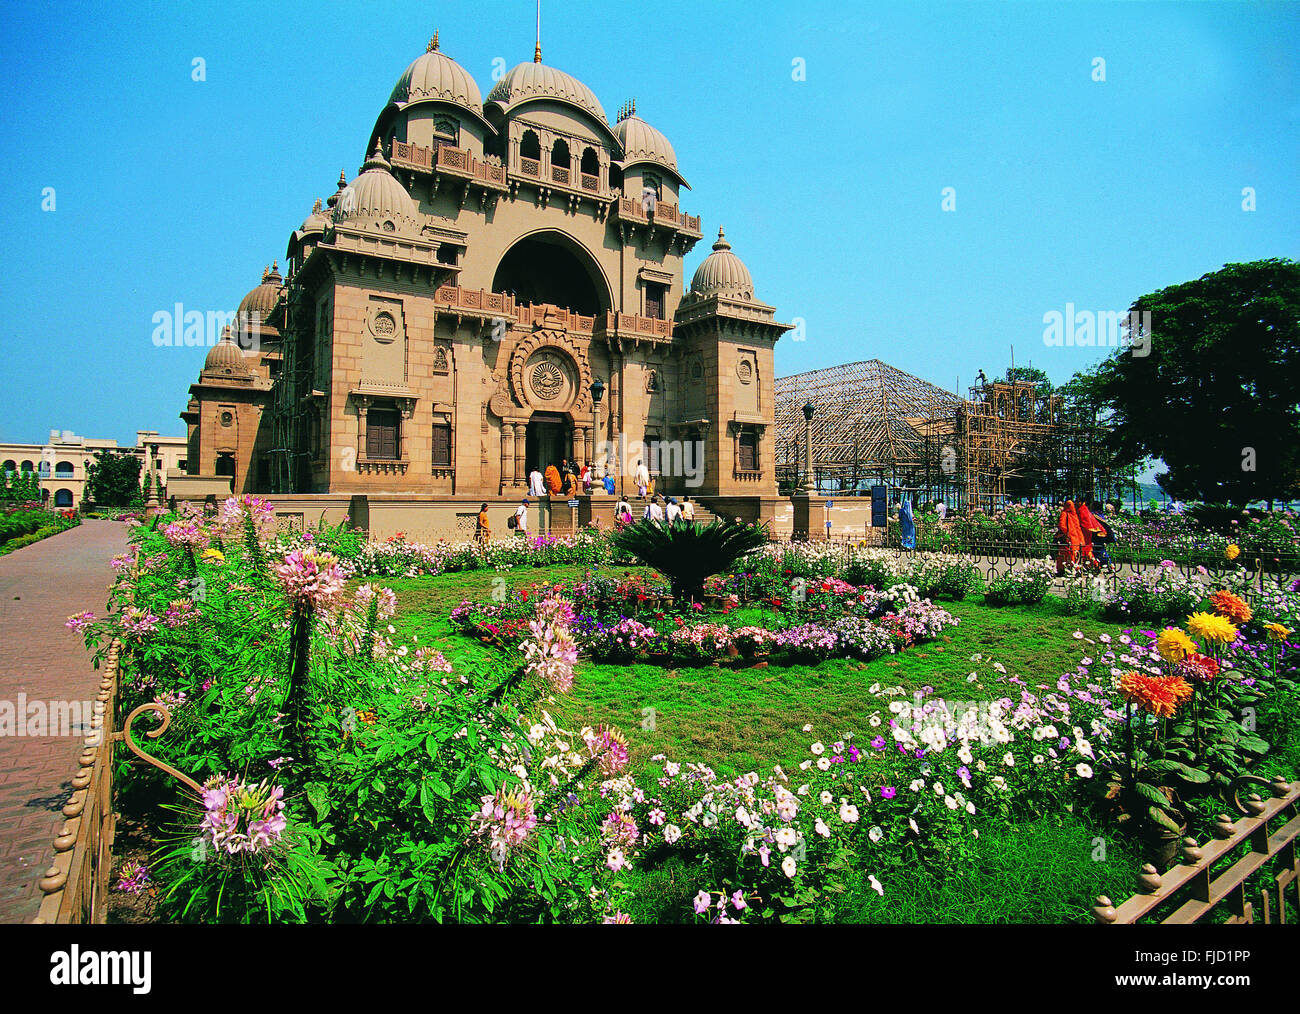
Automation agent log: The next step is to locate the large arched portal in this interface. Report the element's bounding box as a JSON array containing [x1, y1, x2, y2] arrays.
[[492, 233, 609, 316]]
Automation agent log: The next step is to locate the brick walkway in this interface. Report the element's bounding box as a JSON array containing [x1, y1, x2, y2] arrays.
[[0, 521, 127, 923]]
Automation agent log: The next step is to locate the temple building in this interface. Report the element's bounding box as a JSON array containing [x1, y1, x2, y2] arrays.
[[181, 34, 790, 509]]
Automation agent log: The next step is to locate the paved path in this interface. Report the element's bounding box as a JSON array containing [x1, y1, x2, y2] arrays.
[[0, 521, 127, 923]]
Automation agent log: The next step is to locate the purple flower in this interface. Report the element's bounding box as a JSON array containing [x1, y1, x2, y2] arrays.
[[881, 786, 897, 799]]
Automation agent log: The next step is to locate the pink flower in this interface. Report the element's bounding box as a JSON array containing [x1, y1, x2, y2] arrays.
[[65, 611, 95, 633], [693, 890, 711, 914], [275, 548, 346, 612]]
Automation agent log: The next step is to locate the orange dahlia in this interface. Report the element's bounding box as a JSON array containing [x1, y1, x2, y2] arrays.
[[1209, 590, 1252, 624], [1119, 670, 1193, 719]]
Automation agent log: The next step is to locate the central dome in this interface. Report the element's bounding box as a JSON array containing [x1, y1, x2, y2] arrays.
[[333, 146, 419, 233], [486, 61, 607, 123]]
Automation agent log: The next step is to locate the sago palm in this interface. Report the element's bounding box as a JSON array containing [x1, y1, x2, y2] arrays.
[[612, 517, 770, 602]]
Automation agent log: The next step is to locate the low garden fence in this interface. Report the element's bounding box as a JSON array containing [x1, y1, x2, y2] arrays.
[[1092, 775, 1300, 925], [30, 645, 120, 924]]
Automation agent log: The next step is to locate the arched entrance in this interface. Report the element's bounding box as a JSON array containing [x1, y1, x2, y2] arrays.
[[492, 232, 611, 315], [526, 413, 571, 477]]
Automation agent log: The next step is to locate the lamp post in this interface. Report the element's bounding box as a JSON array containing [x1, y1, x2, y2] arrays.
[[802, 401, 816, 493], [589, 378, 605, 491]]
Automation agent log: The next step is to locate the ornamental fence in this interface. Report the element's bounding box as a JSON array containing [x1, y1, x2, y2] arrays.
[[30, 645, 120, 924], [1092, 775, 1300, 924]]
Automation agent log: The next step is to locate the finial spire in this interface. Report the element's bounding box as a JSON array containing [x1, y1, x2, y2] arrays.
[[713, 226, 730, 251], [427, 30, 439, 53], [617, 98, 636, 122], [534, 0, 542, 62]]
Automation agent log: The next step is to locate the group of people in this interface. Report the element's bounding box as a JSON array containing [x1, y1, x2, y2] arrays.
[[613, 492, 696, 527], [526, 459, 619, 500], [1055, 499, 1115, 574]]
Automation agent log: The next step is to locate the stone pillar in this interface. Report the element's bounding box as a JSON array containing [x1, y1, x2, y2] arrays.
[[356, 396, 370, 462], [500, 421, 514, 491], [398, 400, 414, 463], [513, 423, 527, 484]]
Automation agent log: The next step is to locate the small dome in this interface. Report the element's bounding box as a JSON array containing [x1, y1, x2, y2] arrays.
[[614, 114, 678, 174], [486, 61, 607, 123], [298, 198, 327, 236], [388, 35, 484, 114], [204, 330, 249, 373], [237, 263, 284, 320], [689, 228, 755, 299], [333, 146, 420, 232]]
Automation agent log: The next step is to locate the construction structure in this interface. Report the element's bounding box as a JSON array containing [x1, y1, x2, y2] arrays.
[[776, 361, 1105, 511]]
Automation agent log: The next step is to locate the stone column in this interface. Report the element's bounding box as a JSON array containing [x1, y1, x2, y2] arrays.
[[398, 400, 414, 463], [500, 420, 514, 491], [356, 396, 370, 465], [513, 423, 527, 484]]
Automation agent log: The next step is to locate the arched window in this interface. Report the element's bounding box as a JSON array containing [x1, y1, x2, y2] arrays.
[[2, 459, 14, 476], [433, 116, 458, 145], [520, 130, 541, 161], [551, 138, 571, 168], [215, 455, 236, 478], [643, 173, 662, 200], [54, 489, 73, 508], [55, 461, 74, 477], [580, 147, 599, 177], [20, 460, 34, 472]]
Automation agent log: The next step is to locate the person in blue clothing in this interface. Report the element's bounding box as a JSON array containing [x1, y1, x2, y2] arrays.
[[899, 497, 916, 550], [602, 473, 616, 495]]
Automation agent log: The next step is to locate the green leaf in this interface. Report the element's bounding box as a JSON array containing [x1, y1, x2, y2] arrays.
[[1238, 736, 1269, 755], [1148, 806, 1183, 833]]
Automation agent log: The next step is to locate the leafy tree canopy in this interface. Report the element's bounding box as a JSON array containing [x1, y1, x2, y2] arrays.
[[1088, 258, 1300, 506], [85, 450, 143, 508]]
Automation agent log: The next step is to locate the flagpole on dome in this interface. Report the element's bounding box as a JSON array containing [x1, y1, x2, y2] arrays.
[[534, 0, 542, 62]]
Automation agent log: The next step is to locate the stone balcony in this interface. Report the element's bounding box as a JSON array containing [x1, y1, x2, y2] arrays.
[[389, 141, 508, 192], [610, 196, 703, 238]]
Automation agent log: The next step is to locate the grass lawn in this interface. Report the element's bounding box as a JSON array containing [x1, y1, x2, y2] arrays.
[[380, 566, 1179, 922], [386, 564, 1131, 777]]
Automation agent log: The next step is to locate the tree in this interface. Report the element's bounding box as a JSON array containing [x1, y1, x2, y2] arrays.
[[612, 518, 769, 601], [84, 450, 143, 508], [1005, 365, 1053, 394], [1089, 259, 1300, 506]]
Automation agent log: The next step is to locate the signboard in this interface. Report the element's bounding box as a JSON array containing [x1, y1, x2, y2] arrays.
[[567, 499, 580, 508], [871, 486, 888, 528]]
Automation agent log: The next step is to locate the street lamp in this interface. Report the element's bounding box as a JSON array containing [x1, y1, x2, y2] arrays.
[[589, 378, 606, 490], [802, 401, 816, 493]]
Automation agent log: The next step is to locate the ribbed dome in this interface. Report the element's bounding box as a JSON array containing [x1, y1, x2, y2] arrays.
[[388, 36, 483, 114], [297, 198, 328, 236], [486, 61, 607, 123], [690, 228, 754, 299], [237, 263, 284, 319], [614, 114, 677, 173], [204, 331, 248, 373], [333, 146, 419, 232]]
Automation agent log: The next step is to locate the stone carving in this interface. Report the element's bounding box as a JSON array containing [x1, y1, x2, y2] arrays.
[[530, 360, 565, 400], [737, 359, 753, 384]]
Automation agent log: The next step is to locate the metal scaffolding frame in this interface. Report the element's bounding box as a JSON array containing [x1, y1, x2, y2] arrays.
[[776, 360, 1105, 510]]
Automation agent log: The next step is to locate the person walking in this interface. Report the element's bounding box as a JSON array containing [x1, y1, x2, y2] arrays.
[[544, 461, 562, 495], [602, 472, 616, 495], [665, 497, 682, 525], [681, 495, 695, 523], [899, 497, 916, 550], [581, 461, 593, 494], [1090, 502, 1116, 574], [562, 462, 579, 498], [1055, 500, 1082, 575], [475, 502, 490, 544], [634, 459, 649, 498], [528, 466, 545, 497], [1076, 501, 1105, 571], [514, 498, 529, 535]]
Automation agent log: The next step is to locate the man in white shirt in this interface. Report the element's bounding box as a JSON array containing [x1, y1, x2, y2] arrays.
[[634, 460, 649, 498], [515, 498, 529, 535], [646, 496, 665, 525], [935, 500, 947, 521], [665, 497, 682, 525], [528, 467, 544, 497], [681, 496, 695, 522]]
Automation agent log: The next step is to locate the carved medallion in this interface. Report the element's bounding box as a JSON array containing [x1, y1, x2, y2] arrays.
[[531, 360, 565, 401], [737, 359, 753, 384]]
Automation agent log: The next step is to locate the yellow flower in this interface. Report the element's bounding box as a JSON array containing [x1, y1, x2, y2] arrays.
[[1186, 611, 1237, 645], [1264, 622, 1291, 643], [1157, 627, 1196, 663], [202, 548, 225, 563], [1225, 544, 1240, 561]]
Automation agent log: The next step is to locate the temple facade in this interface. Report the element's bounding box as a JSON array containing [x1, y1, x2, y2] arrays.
[[183, 35, 790, 503]]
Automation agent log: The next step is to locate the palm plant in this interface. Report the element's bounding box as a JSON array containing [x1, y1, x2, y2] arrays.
[[612, 517, 770, 602]]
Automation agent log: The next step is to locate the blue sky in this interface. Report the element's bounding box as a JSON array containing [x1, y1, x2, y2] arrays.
[[0, 0, 1296, 448]]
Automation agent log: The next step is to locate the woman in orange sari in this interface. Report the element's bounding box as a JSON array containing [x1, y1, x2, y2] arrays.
[[1056, 500, 1083, 575], [1076, 501, 1104, 570]]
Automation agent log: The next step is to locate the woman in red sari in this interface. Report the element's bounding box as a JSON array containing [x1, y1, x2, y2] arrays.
[[1056, 500, 1083, 575], [1076, 502, 1104, 570]]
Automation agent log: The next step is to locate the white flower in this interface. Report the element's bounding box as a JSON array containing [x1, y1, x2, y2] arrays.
[[944, 795, 958, 810], [839, 803, 860, 824], [868, 875, 884, 896], [816, 757, 831, 771], [868, 825, 883, 843], [1033, 754, 1045, 765], [869, 715, 881, 728], [965, 801, 976, 814], [802, 723, 813, 732], [782, 856, 797, 878], [909, 778, 925, 792], [1075, 763, 1094, 778], [663, 824, 681, 844], [908, 817, 919, 833], [814, 818, 831, 838], [1003, 752, 1015, 767], [799, 759, 812, 771], [819, 790, 833, 805]]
